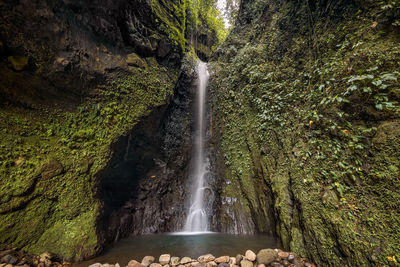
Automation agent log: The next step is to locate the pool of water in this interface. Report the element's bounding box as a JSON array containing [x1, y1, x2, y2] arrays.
[[74, 233, 277, 267]]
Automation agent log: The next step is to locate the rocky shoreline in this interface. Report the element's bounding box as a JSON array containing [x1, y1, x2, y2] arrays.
[[89, 249, 316, 267], [0, 248, 316, 267]]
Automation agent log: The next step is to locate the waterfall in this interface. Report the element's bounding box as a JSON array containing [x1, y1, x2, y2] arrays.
[[183, 61, 211, 233]]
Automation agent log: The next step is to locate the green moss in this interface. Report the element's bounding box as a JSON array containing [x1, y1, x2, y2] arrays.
[[210, 1, 400, 265], [0, 61, 178, 260]]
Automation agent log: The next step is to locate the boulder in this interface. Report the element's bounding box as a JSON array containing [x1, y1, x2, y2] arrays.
[[215, 256, 229, 264], [128, 260, 145, 267], [171, 257, 180, 266], [159, 255, 171, 265], [142, 256, 155, 267], [256, 249, 278, 265], [245, 251, 256, 262], [239, 260, 252, 267], [198, 255, 215, 263]]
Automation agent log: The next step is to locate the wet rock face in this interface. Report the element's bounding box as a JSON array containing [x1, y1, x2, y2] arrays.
[[0, 0, 180, 107], [98, 59, 197, 244]]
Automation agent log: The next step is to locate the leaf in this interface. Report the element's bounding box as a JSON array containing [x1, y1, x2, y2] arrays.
[[375, 103, 383, 110]]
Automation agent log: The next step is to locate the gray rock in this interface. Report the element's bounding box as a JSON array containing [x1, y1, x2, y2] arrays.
[[1, 255, 18, 265], [256, 249, 278, 265], [287, 254, 295, 262], [270, 263, 283, 267], [142, 256, 155, 267], [171, 257, 180, 266], [218, 263, 229, 267], [180, 258, 192, 264], [159, 254, 171, 265], [198, 255, 215, 263], [239, 260, 252, 267]]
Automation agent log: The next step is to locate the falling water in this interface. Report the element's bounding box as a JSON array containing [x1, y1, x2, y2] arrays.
[[184, 62, 210, 233]]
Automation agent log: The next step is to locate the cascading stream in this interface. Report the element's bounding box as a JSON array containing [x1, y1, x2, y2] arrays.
[[183, 61, 210, 233]]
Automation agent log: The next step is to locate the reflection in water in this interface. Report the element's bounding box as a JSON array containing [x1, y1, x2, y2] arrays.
[[73, 234, 277, 267]]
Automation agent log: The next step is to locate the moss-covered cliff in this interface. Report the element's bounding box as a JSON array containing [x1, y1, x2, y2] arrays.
[[210, 0, 400, 265], [0, 0, 225, 261]]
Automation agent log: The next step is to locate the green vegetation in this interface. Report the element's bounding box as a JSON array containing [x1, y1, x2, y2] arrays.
[[210, 0, 400, 265], [0, 61, 178, 260], [150, 0, 227, 52]]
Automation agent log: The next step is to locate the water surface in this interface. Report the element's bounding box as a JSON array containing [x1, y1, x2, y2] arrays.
[[74, 233, 277, 267]]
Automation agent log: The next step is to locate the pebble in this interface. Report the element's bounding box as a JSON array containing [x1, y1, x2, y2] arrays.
[[257, 264, 265, 267], [235, 255, 243, 265], [159, 255, 171, 265], [181, 257, 192, 264], [277, 251, 289, 259], [207, 262, 218, 267], [229, 257, 236, 265], [244, 251, 256, 262], [150, 264, 162, 267], [215, 256, 230, 263], [217, 263, 229, 267], [198, 254, 215, 263], [287, 254, 295, 262], [171, 257, 180, 266], [142, 256, 155, 267], [128, 260, 145, 267], [239, 260, 252, 267]]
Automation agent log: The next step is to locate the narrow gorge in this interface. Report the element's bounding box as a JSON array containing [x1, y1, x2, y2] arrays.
[[0, 0, 399, 266]]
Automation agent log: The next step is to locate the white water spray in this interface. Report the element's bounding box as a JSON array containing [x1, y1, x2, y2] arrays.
[[183, 62, 210, 233]]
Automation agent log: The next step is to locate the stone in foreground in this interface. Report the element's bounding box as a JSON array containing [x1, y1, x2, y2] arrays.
[[171, 257, 180, 266], [198, 254, 215, 263], [180, 257, 192, 264], [215, 256, 229, 263], [239, 260, 253, 267], [244, 251, 256, 262], [128, 260, 145, 267], [159, 255, 171, 265], [142, 256, 155, 267], [256, 249, 278, 265]]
